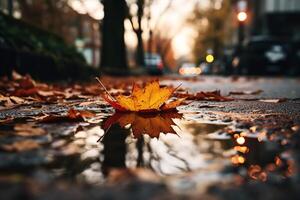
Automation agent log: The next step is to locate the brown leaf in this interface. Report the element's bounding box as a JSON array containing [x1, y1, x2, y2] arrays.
[[0, 95, 25, 108], [18, 75, 36, 89], [39, 109, 95, 123], [175, 90, 233, 101], [9, 96, 25, 104], [12, 88, 38, 97], [195, 90, 233, 101]]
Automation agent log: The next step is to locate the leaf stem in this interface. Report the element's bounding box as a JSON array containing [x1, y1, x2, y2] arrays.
[[95, 77, 116, 101]]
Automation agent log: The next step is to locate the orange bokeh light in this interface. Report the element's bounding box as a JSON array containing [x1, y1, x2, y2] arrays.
[[237, 11, 247, 22]]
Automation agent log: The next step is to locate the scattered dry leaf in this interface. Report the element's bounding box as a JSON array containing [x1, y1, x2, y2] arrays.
[[175, 90, 233, 101], [39, 108, 95, 123]]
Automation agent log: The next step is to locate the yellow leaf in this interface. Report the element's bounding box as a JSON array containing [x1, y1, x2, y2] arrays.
[[103, 80, 181, 112]]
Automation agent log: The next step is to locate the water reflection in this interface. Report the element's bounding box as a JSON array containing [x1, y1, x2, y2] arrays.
[[100, 112, 185, 175], [99, 112, 228, 176], [101, 124, 128, 176], [213, 128, 296, 182], [96, 112, 296, 183], [102, 112, 182, 138]]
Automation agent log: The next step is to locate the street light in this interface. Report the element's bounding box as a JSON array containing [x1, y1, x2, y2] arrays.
[[236, 1, 248, 49], [237, 11, 247, 22], [206, 54, 214, 63]]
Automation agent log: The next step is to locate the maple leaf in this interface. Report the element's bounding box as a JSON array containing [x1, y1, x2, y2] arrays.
[[103, 112, 182, 139], [99, 79, 184, 112]]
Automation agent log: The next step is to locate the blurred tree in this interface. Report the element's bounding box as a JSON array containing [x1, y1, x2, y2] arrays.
[[100, 0, 128, 73], [148, 0, 176, 69], [191, 0, 234, 62], [126, 0, 175, 69], [126, 0, 145, 67]]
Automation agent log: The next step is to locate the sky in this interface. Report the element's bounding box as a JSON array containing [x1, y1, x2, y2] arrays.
[[68, 0, 210, 59]]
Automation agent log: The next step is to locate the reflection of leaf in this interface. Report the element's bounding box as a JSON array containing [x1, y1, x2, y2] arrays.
[[103, 112, 182, 138], [14, 124, 46, 136], [102, 80, 184, 112], [1, 140, 40, 152]]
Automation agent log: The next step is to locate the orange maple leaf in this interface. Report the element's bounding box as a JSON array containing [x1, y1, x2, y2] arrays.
[[103, 112, 182, 138], [99, 79, 184, 112]]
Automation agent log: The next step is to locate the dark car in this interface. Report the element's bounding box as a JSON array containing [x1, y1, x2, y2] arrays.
[[144, 53, 164, 75], [232, 36, 292, 75], [290, 39, 300, 75]]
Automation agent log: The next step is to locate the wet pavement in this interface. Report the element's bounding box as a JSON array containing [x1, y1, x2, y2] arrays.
[[0, 75, 300, 200]]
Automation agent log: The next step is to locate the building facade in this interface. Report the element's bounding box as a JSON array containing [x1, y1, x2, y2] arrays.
[[251, 0, 300, 39]]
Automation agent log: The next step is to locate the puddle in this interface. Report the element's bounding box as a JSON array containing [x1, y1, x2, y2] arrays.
[[0, 111, 296, 193], [82, 112, 294, 187], [69, 112, 231, 185]]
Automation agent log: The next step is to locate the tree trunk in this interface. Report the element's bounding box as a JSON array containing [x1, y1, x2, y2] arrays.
[[135, 0, 145, 67], [100, 0, 128, 73]]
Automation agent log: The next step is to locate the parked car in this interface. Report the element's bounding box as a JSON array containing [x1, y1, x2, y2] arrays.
[[289, 39, 300, 75], [144, 53, 164, 75], [232, 36, 292, 75]]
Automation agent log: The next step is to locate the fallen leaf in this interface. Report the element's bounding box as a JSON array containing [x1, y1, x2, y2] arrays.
[[37, 90, 55, 97], [12, 70, 23, 80], [18, 75, 36, 89], [195, 90, 233, 101], [102, 80, 183, 112], [12, 88, 38, 97], [161, 98, 186, 110], [0, 95, 14, 107], [9, 96, 25, 104], [175, 90, 233, 101], [0, 95, 25, 108], [39, 108, 95, 123], [103, 112, 182, 138]]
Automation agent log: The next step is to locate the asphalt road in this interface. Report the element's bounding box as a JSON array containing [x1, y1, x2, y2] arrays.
[[164, 75, 300, 99]]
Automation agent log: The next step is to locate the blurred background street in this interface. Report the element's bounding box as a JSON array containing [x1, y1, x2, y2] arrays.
[[1, 0, 300, 77]]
